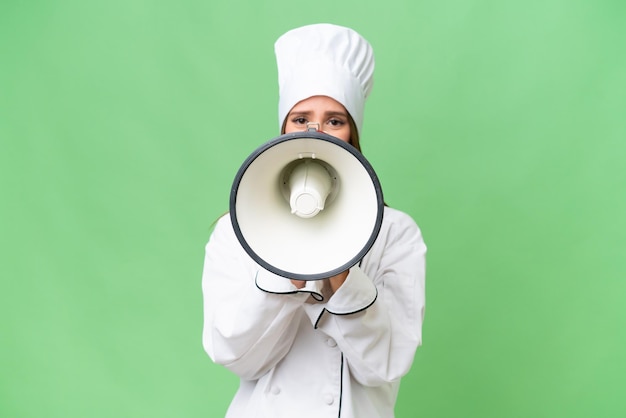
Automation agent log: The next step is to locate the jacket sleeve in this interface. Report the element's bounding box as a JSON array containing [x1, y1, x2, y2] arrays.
[[201, 215, 309, 381], [303, 209, 427, 386]]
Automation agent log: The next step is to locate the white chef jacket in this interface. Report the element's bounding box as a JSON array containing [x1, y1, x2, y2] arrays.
[[202, 206, 426, 418]]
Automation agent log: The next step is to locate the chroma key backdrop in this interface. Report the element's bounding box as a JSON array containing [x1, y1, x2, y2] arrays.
[[1, 1, 624, 417]]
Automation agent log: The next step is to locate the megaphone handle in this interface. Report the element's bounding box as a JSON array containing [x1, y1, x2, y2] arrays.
[[306, 122, 320, 132]]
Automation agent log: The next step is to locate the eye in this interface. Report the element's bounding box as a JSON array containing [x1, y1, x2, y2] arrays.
[[291, 116, 307, 125], [327, 118, 345, 127]]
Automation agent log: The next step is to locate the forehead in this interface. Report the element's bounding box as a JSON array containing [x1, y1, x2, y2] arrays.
[[289, 95, 348, 113]]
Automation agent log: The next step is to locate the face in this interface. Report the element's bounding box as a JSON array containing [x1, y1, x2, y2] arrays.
[[283, 96, 352, 143]]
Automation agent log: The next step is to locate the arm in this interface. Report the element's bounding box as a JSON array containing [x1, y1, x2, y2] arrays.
[[201, 215, 309, 380], [303, 208, 427, 386]]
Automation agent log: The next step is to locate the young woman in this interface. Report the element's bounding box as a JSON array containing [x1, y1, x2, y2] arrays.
[[202, 23, 427, 418]]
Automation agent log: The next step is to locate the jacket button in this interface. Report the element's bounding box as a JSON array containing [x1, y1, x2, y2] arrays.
[[324, 394, 334, 405], [326, 338, 337, 347], [271, 386, 281, 395]]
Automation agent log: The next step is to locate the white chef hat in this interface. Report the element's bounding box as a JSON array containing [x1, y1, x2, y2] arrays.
[[275, 23, 375, 136]]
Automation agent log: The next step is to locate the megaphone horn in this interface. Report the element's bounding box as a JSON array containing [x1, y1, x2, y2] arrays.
[[230, 130, 384, 281]]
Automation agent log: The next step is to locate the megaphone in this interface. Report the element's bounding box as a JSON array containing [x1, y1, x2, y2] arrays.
[[230, 130, 384, 281]]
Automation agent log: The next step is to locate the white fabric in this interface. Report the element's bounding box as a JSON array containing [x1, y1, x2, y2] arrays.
[[275, 23, 375, 135], [202, 206, 426, 418]]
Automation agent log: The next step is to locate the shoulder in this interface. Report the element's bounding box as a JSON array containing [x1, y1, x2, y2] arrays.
[[214, 212, 232, 229], [206, 213, 238, 248], [382, 206, 421, 232], [205, 212, 257, 263], [377, 206, 427, 251]]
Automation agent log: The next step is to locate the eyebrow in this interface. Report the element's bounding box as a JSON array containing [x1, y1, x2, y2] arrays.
[[288, 110, 348, 118]]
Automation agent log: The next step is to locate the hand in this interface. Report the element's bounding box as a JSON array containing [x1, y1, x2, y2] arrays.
[[291, 270, 348, 293], [328, 270, 349, 293], [291, 279, 306, 289]]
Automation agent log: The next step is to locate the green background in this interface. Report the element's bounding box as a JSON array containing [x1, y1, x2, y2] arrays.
[[1, 1, 624, 417]]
